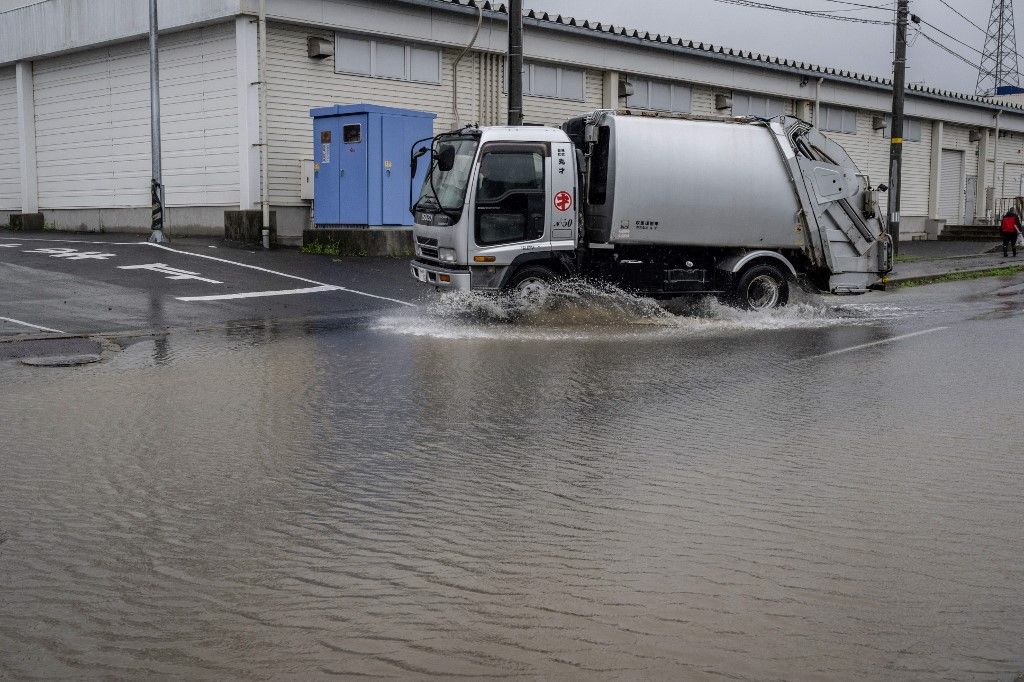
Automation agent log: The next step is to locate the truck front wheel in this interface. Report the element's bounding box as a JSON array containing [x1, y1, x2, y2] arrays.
[[505, 265, 558, 296], [732, 263, 790, 310]]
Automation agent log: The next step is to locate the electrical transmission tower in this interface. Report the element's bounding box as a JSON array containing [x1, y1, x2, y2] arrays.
[[976, 0, 1022, 96]]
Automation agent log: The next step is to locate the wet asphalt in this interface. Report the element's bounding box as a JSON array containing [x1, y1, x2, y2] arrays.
[[2, 230, 1024, 680]]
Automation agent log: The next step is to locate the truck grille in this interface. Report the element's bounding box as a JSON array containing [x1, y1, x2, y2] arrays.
[[417, 236, 439, 259]]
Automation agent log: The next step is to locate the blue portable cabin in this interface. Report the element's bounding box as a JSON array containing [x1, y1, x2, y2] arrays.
[[310, 104, 436, 228]]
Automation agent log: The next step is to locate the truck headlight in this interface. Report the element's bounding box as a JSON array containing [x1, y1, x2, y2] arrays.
[[438, 248, 457, 263]]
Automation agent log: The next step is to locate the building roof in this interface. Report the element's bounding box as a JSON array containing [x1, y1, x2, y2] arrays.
[[410, 0, 1024, 114]]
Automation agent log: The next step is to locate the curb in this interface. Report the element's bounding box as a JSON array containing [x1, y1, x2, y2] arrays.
[[886, 261, 1024, 285]]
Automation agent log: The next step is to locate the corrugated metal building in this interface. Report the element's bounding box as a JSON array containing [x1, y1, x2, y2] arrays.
[[3, 0, 1024, 242]]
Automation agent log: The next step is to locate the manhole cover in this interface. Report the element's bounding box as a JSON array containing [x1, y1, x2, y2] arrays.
[[19, 354, 102, 367]]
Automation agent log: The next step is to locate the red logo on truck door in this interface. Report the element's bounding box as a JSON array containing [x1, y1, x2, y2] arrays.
[[554, 191, 573, 212]]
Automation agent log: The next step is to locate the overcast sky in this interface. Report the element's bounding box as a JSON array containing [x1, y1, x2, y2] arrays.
[[527, 0, 1015, 95]]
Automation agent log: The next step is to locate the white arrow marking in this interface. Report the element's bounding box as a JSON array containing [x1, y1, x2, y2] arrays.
[[118, 263, 223, 284]]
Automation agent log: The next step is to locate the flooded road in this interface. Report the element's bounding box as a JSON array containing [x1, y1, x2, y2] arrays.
[[2, 276, 1023, 680]]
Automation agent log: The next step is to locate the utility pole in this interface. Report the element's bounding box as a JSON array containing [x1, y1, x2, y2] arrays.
[[148, 0, 168, 244], [887, 0, 909, 254], [507, 0, 524, 126]]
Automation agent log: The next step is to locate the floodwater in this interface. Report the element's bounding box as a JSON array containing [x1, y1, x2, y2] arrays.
[[2, 279, 1023, 680]]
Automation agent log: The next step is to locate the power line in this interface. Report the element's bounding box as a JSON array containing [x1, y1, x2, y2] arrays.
[[711, 0, 1012, 89], [711, 0, 894, 24], [935, 0, 987, 34], [918, 17, 985, 56], [818, 0, 893, 9], [917, 28, 984, 70], [918, 12, 1024, 67]]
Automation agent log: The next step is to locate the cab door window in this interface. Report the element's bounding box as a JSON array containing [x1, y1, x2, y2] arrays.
[[474, 146, 546, 246]]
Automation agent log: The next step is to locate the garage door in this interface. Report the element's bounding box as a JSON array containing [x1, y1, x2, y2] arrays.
[[939, 149, 964, 223], [1002, 163, 1024, 200], [0, 67, 19, 211], [32, 23, 238, 210]]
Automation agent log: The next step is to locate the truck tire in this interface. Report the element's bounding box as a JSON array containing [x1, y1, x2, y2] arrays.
[[733, 263, 790, 310], [505, 265, 558, 296]]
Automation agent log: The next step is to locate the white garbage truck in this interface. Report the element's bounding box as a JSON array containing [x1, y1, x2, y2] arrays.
[[409, 110, 892, 309]]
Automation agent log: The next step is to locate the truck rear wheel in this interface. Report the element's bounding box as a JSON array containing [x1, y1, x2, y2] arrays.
[[733, 263, 789, 310], [506, 265, 557, 297]]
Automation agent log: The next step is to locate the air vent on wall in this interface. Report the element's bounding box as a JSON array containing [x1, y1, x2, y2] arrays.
[[308, 37, 334, 59]]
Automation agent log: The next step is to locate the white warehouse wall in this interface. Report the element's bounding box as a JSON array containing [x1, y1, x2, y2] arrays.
[[31, 23, 239, 213], [0, 67, 20, 211], [266, 21, 487, 208], [521, 71, 604, 126]]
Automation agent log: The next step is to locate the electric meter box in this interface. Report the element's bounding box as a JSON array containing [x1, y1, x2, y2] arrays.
[[310, 104, 436, 228]]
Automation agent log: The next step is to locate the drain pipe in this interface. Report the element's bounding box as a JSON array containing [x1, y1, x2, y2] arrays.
[[452, 4, 483, 129], [258, 0, 270, 249], [992, 109, 1002, 220], [814, 77, 824, 125]]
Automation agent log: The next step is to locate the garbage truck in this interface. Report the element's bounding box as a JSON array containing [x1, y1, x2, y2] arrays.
[[409, 109, 892, 309]]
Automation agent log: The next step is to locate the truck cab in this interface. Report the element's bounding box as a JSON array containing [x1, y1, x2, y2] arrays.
[[410, 126, 578, 293]]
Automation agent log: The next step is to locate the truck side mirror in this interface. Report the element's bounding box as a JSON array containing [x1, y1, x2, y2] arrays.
[[410, 146, 429, 177], [437, 144, 456, 172]]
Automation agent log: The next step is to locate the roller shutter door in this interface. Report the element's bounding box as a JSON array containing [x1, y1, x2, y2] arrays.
[[939, 149, 963, 223], [32, 24, 238, 210], [1002, 163, 1024, 200], [0, 68, 19, 211]]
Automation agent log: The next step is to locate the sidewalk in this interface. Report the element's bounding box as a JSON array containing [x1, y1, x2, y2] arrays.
[[888, 239, 1023, 284]]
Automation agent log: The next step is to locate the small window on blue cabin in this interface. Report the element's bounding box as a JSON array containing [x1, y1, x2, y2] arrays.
[[343, 124, 361, 144]]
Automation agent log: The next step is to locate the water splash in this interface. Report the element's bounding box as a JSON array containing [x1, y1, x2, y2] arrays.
[[376, 280, 908, 341]]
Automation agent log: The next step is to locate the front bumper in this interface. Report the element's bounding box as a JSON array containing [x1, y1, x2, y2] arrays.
[[410, 260, 472, 291]]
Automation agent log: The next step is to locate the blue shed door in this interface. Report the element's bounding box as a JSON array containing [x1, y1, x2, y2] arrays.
[[381, 116, 411, 225], [338, 115, 369, 224], [312, 117, 340, 225]]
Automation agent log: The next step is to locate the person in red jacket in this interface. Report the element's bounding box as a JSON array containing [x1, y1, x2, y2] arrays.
[[1000, 208, 1021, 257]]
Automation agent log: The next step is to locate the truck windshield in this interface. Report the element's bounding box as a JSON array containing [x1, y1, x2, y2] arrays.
[[416, 137, 479, 215]]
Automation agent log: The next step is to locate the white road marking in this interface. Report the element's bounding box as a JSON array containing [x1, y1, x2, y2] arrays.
[[1, 236, 417, 307], [24, 247, 117, 260], [145, 242, 417, 307], [0, 244, 22, 248], [0, 236, 143, 245], [176, 285, 341, 302], [794, 326, 949, 363], [118, 262, 223, 284], [0, 316, 66, 334]]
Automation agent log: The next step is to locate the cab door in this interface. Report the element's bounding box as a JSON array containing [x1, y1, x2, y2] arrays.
[[472, 143, 548, 252], [549, 141, 577, 246]]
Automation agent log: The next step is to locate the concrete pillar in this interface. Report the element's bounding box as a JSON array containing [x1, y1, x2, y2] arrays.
[[602, 70, 618, 109], [976, 129, 990, 220], [928, 120, 943, 220], [15, 61, 38, 214], [235, 17, 261, 210]]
